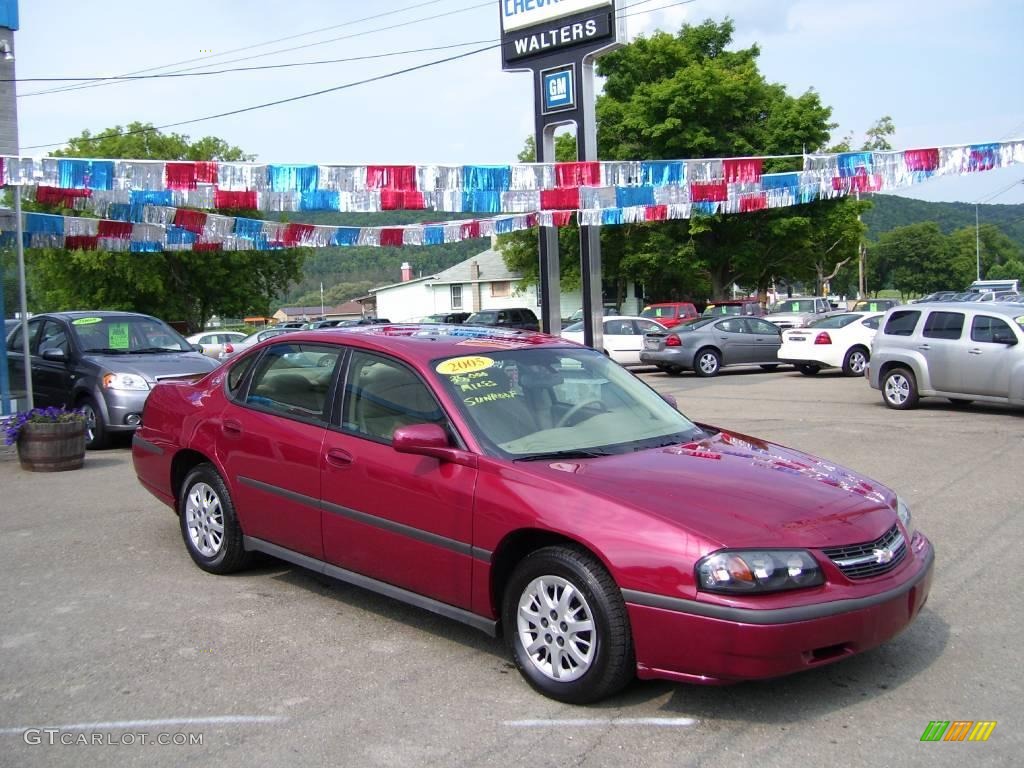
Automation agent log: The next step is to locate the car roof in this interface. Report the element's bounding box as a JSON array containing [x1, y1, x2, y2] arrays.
[[892, 302, 1024, 318], [277, 324, 570, 363], [35, 310, 156, 320]]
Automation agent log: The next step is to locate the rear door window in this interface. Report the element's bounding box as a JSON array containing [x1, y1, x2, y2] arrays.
[[245, 343, 343, 423], [922, 311, 965, 340], [884, 310, 921, 337]]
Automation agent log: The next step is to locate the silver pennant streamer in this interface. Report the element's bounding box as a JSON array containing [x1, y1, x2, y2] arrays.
[[262, 191, 300, 212], [203, 214, 236, 242], [186, 186, 217, 211], [403, 228, 424, 247], [261, 221, 287, 244], [500, 190, 541, 213], [131, 223, 164, 243], [116, 161, 165, 191], [217, 164, 267, 192], [686, 159, 724, 183], [64, 216, 99, 237], [601, 161, 643, 187], [346, 190, 381, 213], [654, 184, 690, 205], [443, 224, 461, 243], [423, 165, 462, 194], [99, 237, 130, 252], [580, 186, 616, 209], [667, 203, 691, 220], [358, 229, 381, 248], [437, 189, 463, 213], [143, 206, 177, 227]]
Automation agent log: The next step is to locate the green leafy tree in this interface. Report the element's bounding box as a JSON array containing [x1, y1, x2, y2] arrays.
[[25, 125, 304, 332], [869, 223, 956, 298]]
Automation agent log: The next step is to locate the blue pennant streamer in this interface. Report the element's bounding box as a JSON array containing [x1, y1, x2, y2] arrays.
[[233, 218, 264, 240], [615, 186, 655, 208], [331, 228, 360, 247], [300, 190, 340, 211], [693, 202, 719, 215], [166, 227, 197, 246], [423, 226, 446, 244], [57, 159, 91, 189], [24, 213, 65, 235], [601, 209, 623, 226], [130, 241, 162, 253], [462, 190, 501, 213], [462, 165, 511, 191], [268, 165, 320, 193], [762, 173, 800, 193], [493, 218, 514, 235], [107, 204, 131, 222], [641, 161, 685, 186], [837, 152, 873, 177], [90, 161, 115, 191]]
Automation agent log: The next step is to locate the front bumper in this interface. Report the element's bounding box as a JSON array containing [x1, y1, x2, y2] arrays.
[[101, 388, 151, 433], [625, 535, 935, 685]]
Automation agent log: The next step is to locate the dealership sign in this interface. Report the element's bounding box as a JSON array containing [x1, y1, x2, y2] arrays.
[[500, 0, 617, 68]]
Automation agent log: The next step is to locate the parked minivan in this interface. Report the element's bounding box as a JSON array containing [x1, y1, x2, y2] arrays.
[[868, 302, 1024, 410]]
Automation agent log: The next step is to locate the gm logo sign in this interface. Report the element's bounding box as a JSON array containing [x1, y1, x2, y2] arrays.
[[541, 66, 575, 113]]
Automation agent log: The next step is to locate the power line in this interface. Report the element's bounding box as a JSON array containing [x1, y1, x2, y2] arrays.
[[20, 45, 501, 151], [18, 0, 702, 151], [3, 40, 498, 84], [18, 1, 494, 99], [976, 175, 1024, 204], [18, 0, 455, 98]]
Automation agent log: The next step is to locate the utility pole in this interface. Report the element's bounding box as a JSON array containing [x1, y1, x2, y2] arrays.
[[975, 203, 981, 281]]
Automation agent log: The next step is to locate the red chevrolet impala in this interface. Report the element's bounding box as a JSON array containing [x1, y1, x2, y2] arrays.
[[132, 325, 933, 703]]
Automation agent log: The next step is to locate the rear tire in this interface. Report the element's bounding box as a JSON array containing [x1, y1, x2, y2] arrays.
[[694, 348, 721, 377], [664, 366, 683, 377], [179, 463, 253, 574], [503, 546, 634, 704], [796, 364, 820, 376], [882, 367, 919, 410], [842, 347, 869, 377]]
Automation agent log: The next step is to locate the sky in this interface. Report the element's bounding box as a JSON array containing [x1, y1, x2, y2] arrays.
[[6, 0, 1024, 205]]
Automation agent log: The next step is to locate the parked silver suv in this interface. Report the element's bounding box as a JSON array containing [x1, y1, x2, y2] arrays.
[[868, 302, 1024, 410]]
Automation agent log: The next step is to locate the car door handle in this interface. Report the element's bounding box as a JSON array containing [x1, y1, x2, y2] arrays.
[[326, 448, 354, 467], [968, 348, 983, 355], [222, 419, 242, 436], [917, 344, 930, 351]]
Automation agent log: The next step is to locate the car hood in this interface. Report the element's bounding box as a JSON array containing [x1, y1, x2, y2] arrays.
[[525, 429, 896, 549], [83, 351, 219, 383], [764, 311, 811, 320]]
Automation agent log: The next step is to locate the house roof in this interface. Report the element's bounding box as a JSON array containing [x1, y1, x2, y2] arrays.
[[278, 302, 362, 318], [370, 249, 521, 295]]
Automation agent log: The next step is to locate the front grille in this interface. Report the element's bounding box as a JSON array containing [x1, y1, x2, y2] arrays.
[[822, 524, 907, 580]]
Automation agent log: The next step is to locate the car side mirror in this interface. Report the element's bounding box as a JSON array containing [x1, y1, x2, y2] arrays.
[[660, 393, 678, 409], [392, 424, 477, 468], [41, 348, 67, 362], [192, 344, 204, 352], [993, 332, 1018, 346]]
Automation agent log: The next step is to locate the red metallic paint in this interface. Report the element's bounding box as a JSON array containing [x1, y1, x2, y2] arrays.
[[132, 326, 934, 687]]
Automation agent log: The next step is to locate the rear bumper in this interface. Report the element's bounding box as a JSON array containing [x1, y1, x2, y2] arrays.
[[626, 537, 934, 685], [640, 349, 691, 367]]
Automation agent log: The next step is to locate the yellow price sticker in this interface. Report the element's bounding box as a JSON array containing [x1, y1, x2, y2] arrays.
[[436, 356, 495, 375]]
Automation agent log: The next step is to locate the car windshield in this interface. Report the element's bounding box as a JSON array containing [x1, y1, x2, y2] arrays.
[[770, 299, 816, 313], [851, 300, 892, 312], [431, 347, 702, 460], [808, 313, 860, 329], [702, 304, 740, 315], [70, 315, 191, 354], [468, 312, 497, 324]]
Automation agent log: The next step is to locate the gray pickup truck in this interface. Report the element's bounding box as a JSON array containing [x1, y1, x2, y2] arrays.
[[763, 297, 833, 330]]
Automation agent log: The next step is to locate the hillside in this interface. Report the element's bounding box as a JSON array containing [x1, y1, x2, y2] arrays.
[[863, 195, 1024, 245]]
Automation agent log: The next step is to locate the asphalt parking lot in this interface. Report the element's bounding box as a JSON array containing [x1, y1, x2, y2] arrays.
[[1, 366, 1021, 767]]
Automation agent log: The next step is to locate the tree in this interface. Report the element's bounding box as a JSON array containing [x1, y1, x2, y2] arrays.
[[25, 124, 304, 332], [869, 223, 955, 298]]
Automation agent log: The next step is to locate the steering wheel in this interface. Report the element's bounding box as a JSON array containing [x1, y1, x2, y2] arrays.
[[555, 399, 607, 428]]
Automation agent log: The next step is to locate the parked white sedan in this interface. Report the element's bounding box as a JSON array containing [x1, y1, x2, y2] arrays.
[[561, 316, 666, 366], [778, 312, 883, 376], [186, 331, 247, 359]]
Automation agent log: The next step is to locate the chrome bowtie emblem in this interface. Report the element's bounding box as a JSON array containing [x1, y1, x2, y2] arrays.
[[873, 547, 894, 564]]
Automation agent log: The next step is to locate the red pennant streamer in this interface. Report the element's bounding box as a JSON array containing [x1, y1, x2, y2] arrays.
[[166, 163, 199, 190], [380, 228, 405, 247], [903, 148, 939, 172], [551, 211, 574, 227], [36, 186, 92, 206], [173, 209, 208, 234], [381, 189, 426, 210], [644, 205, 668, 221], [724, 158, 763, 183], [459, 221, 481, 239], [283, 223, 316, 247], [97, 220, 133, 238], [65, 236, 99, 251], [540, 188, 580, 210], [739, 194, 768, 213], [366, 165, 418, 191], [195, 162, 219, 184], [555, 162, 601, 187], [690, 182, 728, 202], [214, 189, 258, 209], [193, 243, 223, 252]]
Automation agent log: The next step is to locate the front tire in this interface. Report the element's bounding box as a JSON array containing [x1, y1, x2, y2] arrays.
[[882, 367, 919, 410], [179, 464, 252, 574], [842, 347, 869, 377], [694, 348, 721, 377], [79, 396, 109, 450], [503, 546, 634, 704]]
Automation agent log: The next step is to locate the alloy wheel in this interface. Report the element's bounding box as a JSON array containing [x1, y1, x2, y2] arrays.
[[516, 576, 596, 683], [184, 482, 225, 558], [885, 373, 910, 406]]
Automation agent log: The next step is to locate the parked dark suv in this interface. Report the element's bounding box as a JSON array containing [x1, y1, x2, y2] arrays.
[[465, 307, 540, 331], [5, 311, 219, 448]]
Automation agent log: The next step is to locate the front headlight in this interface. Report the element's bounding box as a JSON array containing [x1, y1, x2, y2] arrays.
[[896, 496, 915, 541], [102, 373, 150, 391], [696, 550, 824, 594]]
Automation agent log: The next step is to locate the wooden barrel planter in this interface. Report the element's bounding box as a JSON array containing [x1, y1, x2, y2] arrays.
[[17, 421, 87, 472]]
